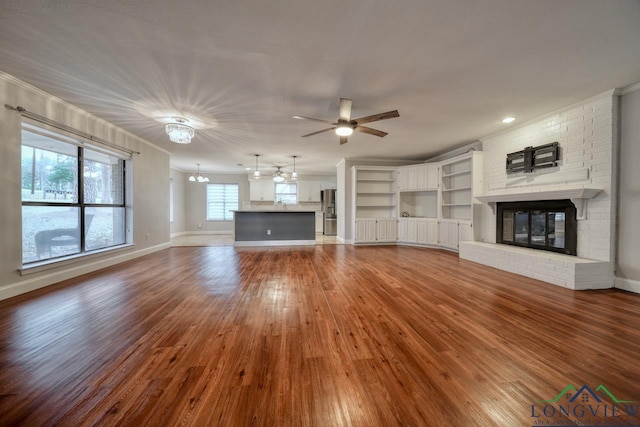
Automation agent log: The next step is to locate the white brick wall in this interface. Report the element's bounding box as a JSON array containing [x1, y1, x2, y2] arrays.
[[478, 93, 616, 263], [464, 92, 618, 290], [460, 242, 613, 290]]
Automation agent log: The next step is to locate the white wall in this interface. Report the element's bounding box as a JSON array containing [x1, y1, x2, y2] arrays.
[[0, 72, 171, 300], [185, 173, 250, 233], [479, 91, 617, 262], [617, 88, 640, 284], [170, 169, 187, 236]]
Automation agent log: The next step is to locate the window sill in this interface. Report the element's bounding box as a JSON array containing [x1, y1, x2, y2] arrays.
[[19, 243, 135, 276]]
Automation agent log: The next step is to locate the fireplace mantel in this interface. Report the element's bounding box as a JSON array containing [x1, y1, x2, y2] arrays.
[[476, 188, 601, 219]]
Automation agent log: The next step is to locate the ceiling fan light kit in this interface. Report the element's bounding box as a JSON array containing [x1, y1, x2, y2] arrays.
[[294, 98, 399, 145], [335, 123, 354, 136], [165, 117, 195, 144]]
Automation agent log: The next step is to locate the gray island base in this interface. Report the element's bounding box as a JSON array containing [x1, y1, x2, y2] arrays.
[[233, 211, 316, 246]]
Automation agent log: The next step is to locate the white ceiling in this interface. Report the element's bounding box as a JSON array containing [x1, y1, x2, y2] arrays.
[[1, 0, 639, 176]]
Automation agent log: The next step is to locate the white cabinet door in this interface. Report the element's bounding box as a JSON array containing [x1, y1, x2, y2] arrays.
[[262, 181, 275, 201], [398, 219, 408, 242], [376, 219, 387, 241], [439, 219, 459, 249], [427, 165, 439, 190], [355, 219, 368, 243], [308, 182, 321, 201], [397, 168, 409, 191], [459, 221, 473, 243], [377, 219, 396, 242], [249, 181, 262, 201], [417, 219, 428, 244], [407, 218, 418, 243], [406, 168, 418, 191], [250, 181, 274, 201], [385, 219, 397, 242], [366, 219, 377, 242], [298, 181, 322, 202], [297, 181, 309, 201], [427, 219, 439, 245], [417, 166, 428, 190]]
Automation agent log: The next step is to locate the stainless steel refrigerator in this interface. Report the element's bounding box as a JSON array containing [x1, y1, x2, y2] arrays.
[[321, 189, 337, 235]]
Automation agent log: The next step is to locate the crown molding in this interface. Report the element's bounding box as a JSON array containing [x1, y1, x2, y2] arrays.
[[621, 81, 640, 95]]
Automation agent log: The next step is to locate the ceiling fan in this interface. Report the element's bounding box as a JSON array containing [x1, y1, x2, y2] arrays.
[[294, 98, 399, 145], [272, 166, 288, 182]]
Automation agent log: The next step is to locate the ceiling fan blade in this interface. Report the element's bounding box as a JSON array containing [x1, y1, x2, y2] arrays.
[[339, 136, 349, 145], [293, 115, 336, 125], [301, 127, 336, 137], [355, 126, 388, 137], [353, 110, 400, 125], [339, 98, 352, 121]]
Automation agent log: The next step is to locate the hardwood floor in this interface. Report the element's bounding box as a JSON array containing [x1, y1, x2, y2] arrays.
[[1, 245, 639, 426]]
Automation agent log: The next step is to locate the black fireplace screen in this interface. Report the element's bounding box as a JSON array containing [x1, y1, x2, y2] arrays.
[[496, 200, 577, 255]]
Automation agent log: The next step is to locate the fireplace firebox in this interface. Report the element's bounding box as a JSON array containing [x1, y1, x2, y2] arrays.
[[496, 200, 577, 256]]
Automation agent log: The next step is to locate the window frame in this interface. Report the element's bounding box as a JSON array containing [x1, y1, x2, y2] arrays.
[[21, 124, 128, 265], [206, 183, 239, 221], [275, 182, 298, 205]]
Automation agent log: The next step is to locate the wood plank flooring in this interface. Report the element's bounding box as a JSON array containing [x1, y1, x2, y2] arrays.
[[1, 245, 639, 426]]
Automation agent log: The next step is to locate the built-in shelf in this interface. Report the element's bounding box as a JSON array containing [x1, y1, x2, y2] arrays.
[[441, 187, 471, 192], [357, 178, 395, 182], [442, 169, 471, 178], [358, 204, 397, 208], [441, 154, 477, 221]]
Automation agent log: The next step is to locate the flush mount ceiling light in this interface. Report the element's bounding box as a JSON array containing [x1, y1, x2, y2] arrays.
[[189, 163, 209, 183], [165, 117, 195, 144], [253, 154, 261, 180], [291, 155, 298, 181], [502, 117, 516, 124], [335, 122, 354, 136]]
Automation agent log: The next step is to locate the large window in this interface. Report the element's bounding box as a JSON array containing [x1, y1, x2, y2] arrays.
[[206, 184, 238, 221], [275, 183, 297, 204], [21, 125, 127, 264]]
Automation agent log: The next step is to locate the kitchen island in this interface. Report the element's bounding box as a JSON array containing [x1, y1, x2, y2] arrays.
[[233, 210, 316, 246]]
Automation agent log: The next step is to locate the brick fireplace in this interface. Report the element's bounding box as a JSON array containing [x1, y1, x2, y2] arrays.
[[459, 91, 617, 290]]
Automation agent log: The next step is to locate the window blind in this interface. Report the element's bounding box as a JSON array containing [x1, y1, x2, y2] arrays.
[[206, 184, 239, 221]]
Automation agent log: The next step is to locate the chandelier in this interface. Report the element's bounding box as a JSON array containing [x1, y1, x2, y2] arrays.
[[189, 163, 209, 182], [166, 117, 195, 144]]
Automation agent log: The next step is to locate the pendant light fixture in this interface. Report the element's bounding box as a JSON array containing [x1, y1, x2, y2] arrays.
[[291, 155, 298, 181], [253, 154, 261, 180], [166, 117, 195, 144], [188, 163, 209, 183]]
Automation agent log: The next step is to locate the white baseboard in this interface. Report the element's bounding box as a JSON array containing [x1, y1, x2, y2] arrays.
[[234, 240, 316, 247], [0, 242, 170, 302], [614, 276, 640, 294], [170, 231, 187, 238], [184, 231, 233, 236]]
